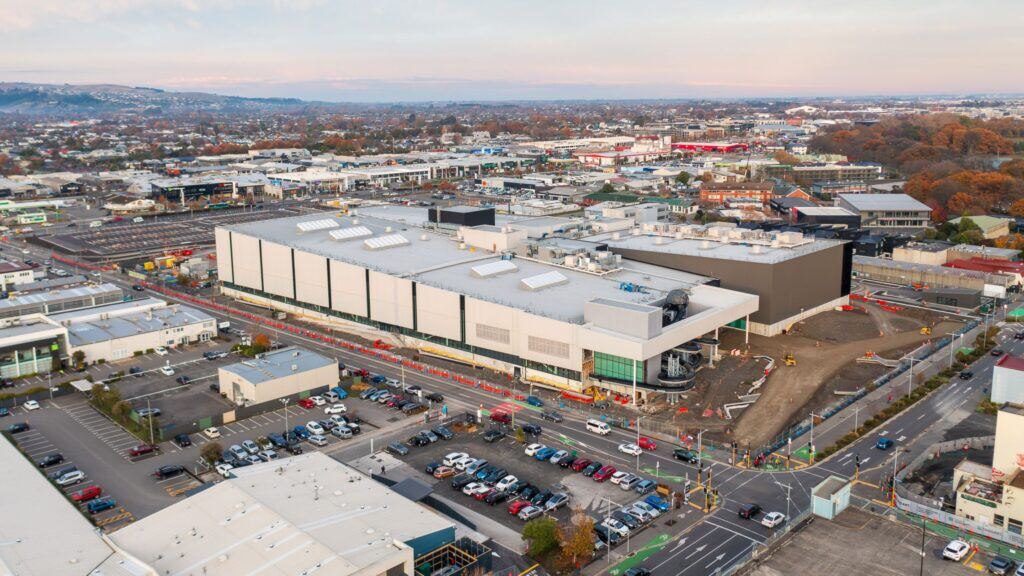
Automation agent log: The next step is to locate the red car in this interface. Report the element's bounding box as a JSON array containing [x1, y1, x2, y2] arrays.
[[353, 368, 370, 378], [474, 488, 496, 501], [593, 465, 617, 482], [71, 485, 102, 502], [571, 458, 593, 472], [298, 398, 315, 409], [638, 437, 657, 451], [129, 444, 157, 457], [508, 500, 530, 515], [490, 411, 512, 424]]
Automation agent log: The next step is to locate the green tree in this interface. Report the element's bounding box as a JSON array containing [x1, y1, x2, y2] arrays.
[[599, 183, 617, 194], [675, 171, 691, 185], [522, 517, 559, 557], [111, 400, 133, 424], [201, 442, 224, 465], [72, 350, 86, 370]]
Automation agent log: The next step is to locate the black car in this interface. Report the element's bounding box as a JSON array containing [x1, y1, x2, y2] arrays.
[[451, 474, 475, 490], [557, 454, 577, 468], [285, 442, 304, 455], [209, 382, 220, 392], [540, 410, 563, 422], [612, 510, 641, 530], [485, 468, 507, 484], [624, 568, 651, 576], [425, 461, 441, 474], [153, 465, 185, 480], [37, 453, 64, 468], [131, 284, 145, 291], [959, 371, 974, 380], [991, 348, 1005, 357], [483, 429, 505, 443], [425, 392, 444, 403], [484, 490, 508, 505], [514, 482, 534, 495], [738, 503, 762, 519], [432, 425, 454, 440], [129, 366, 144, 377], [582, 462, 602, 477], [1015, 332, 1024, 341], [673, 448, 699, 463], [7, 422, 29, 433], [521, 423, 542, 436], [594, 525, 621, 546], [988, 556, 1015, 575], [175, 375, 191, 385], [531, 490, 552, 506], [521, 485, 540, 500], [409, 434, 431, 447], [174, 434, 192, 447]]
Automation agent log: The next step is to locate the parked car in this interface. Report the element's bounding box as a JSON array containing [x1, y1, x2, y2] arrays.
[[386, 442, 409, 456], [618, 443, 643, 456], [258, 450, 278, 462], [540, 410, 563, 422], [988, 557, 1015, 575], [490, 411, 512, 424], [71, 485, 102, 502], [594, 524, 621, 546], [524, 443, 546, 456], [518, 505, 543, 521], [452, 474, 475, 490], [154, 346, 169, 356], [557, 454, 576, 468], [521, 423, 542, 436], [203, 426, 220, 438], [267, 432, 287, 448], [483, 429, 505, 443], [136, 407, 162, 418], [535, 447, 557, 461], [545, 493, 570, 511], [444, 452, 470, 466], [305, 421, 325, 435], [292, 425, 310, 439], [582, 462, 603, 477], [432, 425, 454, 440], [324, 403, 347, 415], [425, 392, 444, 403], [942, 539, 971, 561], [129, 444, 158, 457], [153, 465, 185, 479], [174, 433, 192, 447], [761, 511, 786, 528], [310, 395, 326, 406], [630, 501, 659, 521], [37, 453, 64, 467], [306, 434, 327, 447], [331, 426, 353, 439], [87, 498, 117, 514], [738, 503, 762, 519], [434, 466, 456, 479], [610, 471, 632, 485], [129, 366, 144, 377], [612, 510, 641, 530], [593, 465, 616, 482], [242, 439, 260, 454], [484, 490, 509, 505], [635, 479, 657, 494], [644, 495, 670, 512], [158, 366, 174, 376], [571, 458, 593, 472], [175, 375, 191, 385], [56, 470, 87, 486], [7, 422, 29, 433], [508, 500, 531, 516], [298, 398, 316, 409], [601, 518, 630, 537]]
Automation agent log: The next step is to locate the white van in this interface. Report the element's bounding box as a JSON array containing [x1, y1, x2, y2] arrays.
[[88, 221, 103, 228], [132, 216, 144, 223], [586, 419, 611, 435], [324, 391, 341, 403]]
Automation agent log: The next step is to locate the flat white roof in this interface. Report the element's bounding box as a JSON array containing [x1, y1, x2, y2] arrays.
[[109, 452, 452, 576]]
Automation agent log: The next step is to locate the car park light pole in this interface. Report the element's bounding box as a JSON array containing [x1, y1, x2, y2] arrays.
[[280, 397, 290, 438], [946, 332, 962, 369], [696, 429, 707, 478], [774, 480, 792, 522]]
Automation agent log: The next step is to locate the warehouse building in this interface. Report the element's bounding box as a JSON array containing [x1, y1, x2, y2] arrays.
[[0, 259, 37, 289], [219, 346, 338, 406], [150, 176, 235, 203], [588, 223, 851, 336], [836, 194, 931, 231], [852, 255, 1014, 293], [991, 355, 1024, 405], [215, 209, 758, 400]]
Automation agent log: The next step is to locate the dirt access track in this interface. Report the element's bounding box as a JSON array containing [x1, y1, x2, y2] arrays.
[[729, 305, 965, 449]]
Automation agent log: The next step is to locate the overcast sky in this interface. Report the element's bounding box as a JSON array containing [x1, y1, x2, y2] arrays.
[[1, 0, 1021, 102]]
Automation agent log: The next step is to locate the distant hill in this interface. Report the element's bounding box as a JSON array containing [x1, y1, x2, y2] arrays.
[[0, 82, 312, 115]]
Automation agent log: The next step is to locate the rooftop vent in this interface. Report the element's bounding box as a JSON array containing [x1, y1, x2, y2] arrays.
[[296, 218, 339, 233], [520, 271, 568, 291], [471, 260, 518, 278], [363, 234, 410, 251], [329, 226, 373, 242]]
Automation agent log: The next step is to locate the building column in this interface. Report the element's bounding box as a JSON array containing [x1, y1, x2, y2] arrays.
[[745, 314, 750, 345], [631, 359, 637, 407]]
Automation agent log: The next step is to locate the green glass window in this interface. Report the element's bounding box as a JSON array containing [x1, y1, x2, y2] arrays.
[[593, 352, 644, 383]]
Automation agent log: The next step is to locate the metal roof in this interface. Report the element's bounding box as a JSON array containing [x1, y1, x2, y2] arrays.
[[838, 193, 930, 212], [220, 346, 334, 385]]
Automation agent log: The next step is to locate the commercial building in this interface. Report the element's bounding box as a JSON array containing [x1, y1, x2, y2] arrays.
[[0, 259, 37, 288], [765, 163, 883, 183], [590, 223, 850, 336], [215, 209, 759, 401], [0, 282, 124, 326], [836, 194, 931, 231], [108, 452, 462, 576], [219, 346, 338, 406], [949, 215, 1012, 240], [699, 182, 774, 206], [852, 255, 1014, 293], [892, 242, 952, 266], [952, 404, 1024, 539], [150, 176, 236, 203], [791, 206, 861, 227], [992, 355, 1024, 405]]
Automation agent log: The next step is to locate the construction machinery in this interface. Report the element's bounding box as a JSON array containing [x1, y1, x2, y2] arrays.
[[784, 352, 797, 367], [920, 326, 932, 336]]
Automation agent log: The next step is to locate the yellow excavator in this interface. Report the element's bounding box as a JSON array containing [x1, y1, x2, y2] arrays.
[[784, 352, 797, 367], [920, 326, 932, 336]]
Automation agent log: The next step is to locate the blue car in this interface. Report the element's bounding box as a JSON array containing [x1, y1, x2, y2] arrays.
[[535, 447, 557, 461], [292, 425, 310, 440], [330, 386, 349, 400], [360, 387, 379, 400], [644, 495, 670, 512], [87, 498, 117, 514], [267, 432, 287, 448], [370, 374, 387, 384], [0, 407, 8, 417], [875, 438, 894, 450], [525, 395, 544, 407]]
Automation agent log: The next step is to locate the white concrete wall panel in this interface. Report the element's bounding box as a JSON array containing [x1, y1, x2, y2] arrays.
[[369, 271, 414, 329], [294, 250, 329, 308], [261, 242, 294, 299], [329, 260, 368, 317], [231, 233, 263, 290], [215, 228, 233, 283], [415, 284, 460, 340], [464, 298, 517, 356], [518, 312, 578, 371]]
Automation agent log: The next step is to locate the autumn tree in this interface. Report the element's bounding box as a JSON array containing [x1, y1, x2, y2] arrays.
[[521, 517, 559, 557], [772, 151, 802, 166], [558, 507, 595, 569], [1009, 199, 1024, 218], [252, 333, 272, 352], [201, 442, 223, 465]]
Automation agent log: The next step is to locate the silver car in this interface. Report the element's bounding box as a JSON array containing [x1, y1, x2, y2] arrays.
[[331, 426, 353, 439]]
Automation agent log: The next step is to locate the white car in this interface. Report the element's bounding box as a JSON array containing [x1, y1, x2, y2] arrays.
[[56, 470, 87, 486], [462, 482, 485, 496], [154, 346, 169, 356], [524, 443, 546, 457], [443, 452, 470, 467], [601, 518, 629, 537], [630, 501, 660, 520], [324, 403, 347, 415], [610, 471, 631, 485], [215, 463, 234, 478], [466, 484, 491, 498], [310, 396, 326, 406], [159, 365, 175, 376], [455, 458, 477, 471], [549, 450, 569, 464], [241, 440, 260, 455], [203, 427, 221, 439], [495, 475, 519, 492], [308, 434, 328, 447], [305, 421, 325, 435], [942, 539, 971, 561], [618, 443, 643, 456], [23, 400, 40, 411], [761, 511, 786, 528]]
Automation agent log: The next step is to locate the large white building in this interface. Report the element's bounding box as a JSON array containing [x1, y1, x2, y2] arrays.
[[216, 207, 759, 401]]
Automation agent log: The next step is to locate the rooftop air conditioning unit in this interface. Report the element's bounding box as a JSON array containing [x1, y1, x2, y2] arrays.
[[420, 234, 428, 241], [291, 364, 298, 371], [352, 219, 359, 225], [385, 226, 392, 233]]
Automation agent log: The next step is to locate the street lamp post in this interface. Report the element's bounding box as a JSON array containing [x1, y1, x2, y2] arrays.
[[696, 429, 707, 474], [905, 355, 919, 397], [636, 416, 643, 471], [775, 481, 793, 521], [280, 397, 290, 438]]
